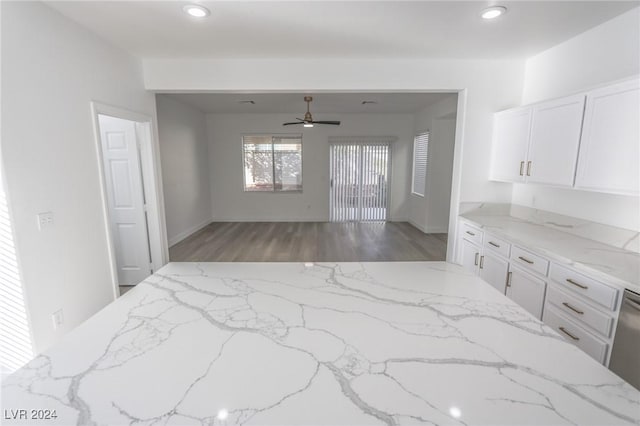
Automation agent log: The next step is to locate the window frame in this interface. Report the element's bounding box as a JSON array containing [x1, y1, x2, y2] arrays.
[[241, 134, 303, 193], [411, 131, 429, 197]]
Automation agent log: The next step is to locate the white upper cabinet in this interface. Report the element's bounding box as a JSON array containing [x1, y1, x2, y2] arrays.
[[575, 79, 640, 195], [490, 77, 640, 196], [527, 94, 586, 187], [490, 107, 531, 182]]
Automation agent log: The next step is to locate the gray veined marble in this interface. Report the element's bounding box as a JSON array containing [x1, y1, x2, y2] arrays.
[[2, 262, 639, 425], [459, 204, 640, 292]]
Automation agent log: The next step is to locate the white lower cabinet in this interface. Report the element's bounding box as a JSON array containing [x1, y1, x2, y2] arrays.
[[461, 238, 481, 274], [543, 305, 609, 364], [456, 218, 623, 367], [543, 263, 620, 366], [479, 252, 509, 294], [507, 265, 547, 320]]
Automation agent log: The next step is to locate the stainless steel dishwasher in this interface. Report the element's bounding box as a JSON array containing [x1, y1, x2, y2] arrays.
[[609, 289, 640, 390]]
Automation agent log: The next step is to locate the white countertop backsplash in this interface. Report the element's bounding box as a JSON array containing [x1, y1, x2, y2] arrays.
[[2, 262, 639, 425], [459, 203, 640, 293]]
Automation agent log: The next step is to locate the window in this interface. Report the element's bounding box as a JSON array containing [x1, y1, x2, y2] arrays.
[[412, 132, 429, 197], [243, 135, 302, 192]]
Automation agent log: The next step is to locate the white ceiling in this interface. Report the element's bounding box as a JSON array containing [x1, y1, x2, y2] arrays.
[[45, 1, 638, 60], [163, 92, 456, 114]]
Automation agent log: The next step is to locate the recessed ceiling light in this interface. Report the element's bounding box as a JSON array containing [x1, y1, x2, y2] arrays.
[[481, 6, 507, 20], [183, 4, 210, 18]]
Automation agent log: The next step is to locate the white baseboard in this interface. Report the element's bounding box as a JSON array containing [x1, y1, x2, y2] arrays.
[[407, 220, 448, 234], [212, 218, 328, 222], [168, 219, 212, 247], [408, 219, 428, 233], [425, 226, 449, 234]]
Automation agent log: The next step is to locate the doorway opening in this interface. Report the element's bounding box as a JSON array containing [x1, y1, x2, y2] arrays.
[[329, 140, 391, 222], [92, 103, 167, 297]]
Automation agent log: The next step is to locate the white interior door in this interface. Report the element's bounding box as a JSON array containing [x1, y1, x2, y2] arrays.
[[330, 143, 390, 222], [98, 114, 152, 286]]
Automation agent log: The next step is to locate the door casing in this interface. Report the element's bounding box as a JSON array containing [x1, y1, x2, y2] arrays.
[[90, 102, 168, 299]]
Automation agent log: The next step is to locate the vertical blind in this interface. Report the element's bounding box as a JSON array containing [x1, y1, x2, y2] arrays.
[[412, 132, 429, 197], [329, 139, 392, 222]]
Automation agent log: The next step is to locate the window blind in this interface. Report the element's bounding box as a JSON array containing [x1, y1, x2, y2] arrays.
[[412, 132, 429, 197]]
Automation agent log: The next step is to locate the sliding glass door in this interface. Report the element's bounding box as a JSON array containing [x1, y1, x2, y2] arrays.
[[329, 143, 391, 222]]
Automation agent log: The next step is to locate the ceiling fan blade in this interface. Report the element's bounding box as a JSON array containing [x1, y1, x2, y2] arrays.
[[312, 121, 341, 125], [282, 122, 303, 126]]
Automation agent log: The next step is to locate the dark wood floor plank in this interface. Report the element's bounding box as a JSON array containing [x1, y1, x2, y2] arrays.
[[169, 222, 447, 262]]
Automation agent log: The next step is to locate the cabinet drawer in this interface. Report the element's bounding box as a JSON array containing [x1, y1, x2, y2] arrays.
[[543, 305, 608, 364], [460, 222, 483, 246], [550, 264, 619, 311], [546, 285, 614, 338], [483, 233, 511, 258], [510, 246, 549, 276]]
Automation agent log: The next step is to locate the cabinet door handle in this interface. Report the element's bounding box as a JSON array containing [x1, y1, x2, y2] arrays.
[[562, 302, 584, 315], [566, 278, 588, 290], [519, 161, 525, 176], [526, 161, 532, 176], [474, 253, 479, 266], [518, 256, 534, 264], [506, 271, 512, 288], [488, 241, 500, 248], [559, 326, 580, 341], [465, 231, 475, 236], [479, 255, 484, 269]]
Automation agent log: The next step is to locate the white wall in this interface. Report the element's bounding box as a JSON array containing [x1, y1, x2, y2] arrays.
[[157, 96, 212, 245], [145, 58, 526, 260], [1, 2, 160, 353], [409, 96, 457, 233], [515, 7, 640, 231], [145, 58, 525, 208], [207, 113, 414, 221]]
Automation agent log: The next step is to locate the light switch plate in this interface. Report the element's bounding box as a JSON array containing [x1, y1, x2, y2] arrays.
[[37, 212, 54, 230], [51, 309, 64, 330]]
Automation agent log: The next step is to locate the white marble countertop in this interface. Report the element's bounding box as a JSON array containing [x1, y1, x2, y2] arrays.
[[459, 211, 640, 294], [2, 262, 638, 425]]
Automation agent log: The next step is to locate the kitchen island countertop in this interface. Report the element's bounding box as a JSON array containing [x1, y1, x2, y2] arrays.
[[2, 262, 639, 425]]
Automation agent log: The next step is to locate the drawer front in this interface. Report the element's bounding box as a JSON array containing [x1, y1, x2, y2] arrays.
[[550, 264, 619, 311], [483, 233, 511, 258], [460, 222, 483, 246], [510, 245, 549, 276], [543, 305, 608, 364], [546, 285, 614, 338]]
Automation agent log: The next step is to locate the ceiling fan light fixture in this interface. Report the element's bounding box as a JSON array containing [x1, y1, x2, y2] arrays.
[[183, 4, 210, 18], [303, 123, 314, 128], [481, 6, 506, 19]]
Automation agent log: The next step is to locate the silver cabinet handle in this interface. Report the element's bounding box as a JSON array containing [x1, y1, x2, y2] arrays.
[[562, 302, 584, 315], [474, 253, 479, 266], [518, 256, 534, 264], [506, 271, 512, 288], [466, 231, 475, 236], [526, 161, 532, 176], [559, 326, 580, 341], [488, 241, 500, 248], [479, 255, 484, 269], [519, 161, 525, 176], [566, 278, 588, 290]]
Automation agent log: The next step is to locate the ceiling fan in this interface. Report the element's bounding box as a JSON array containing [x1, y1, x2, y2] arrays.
[[283, 96, 341, 127]]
